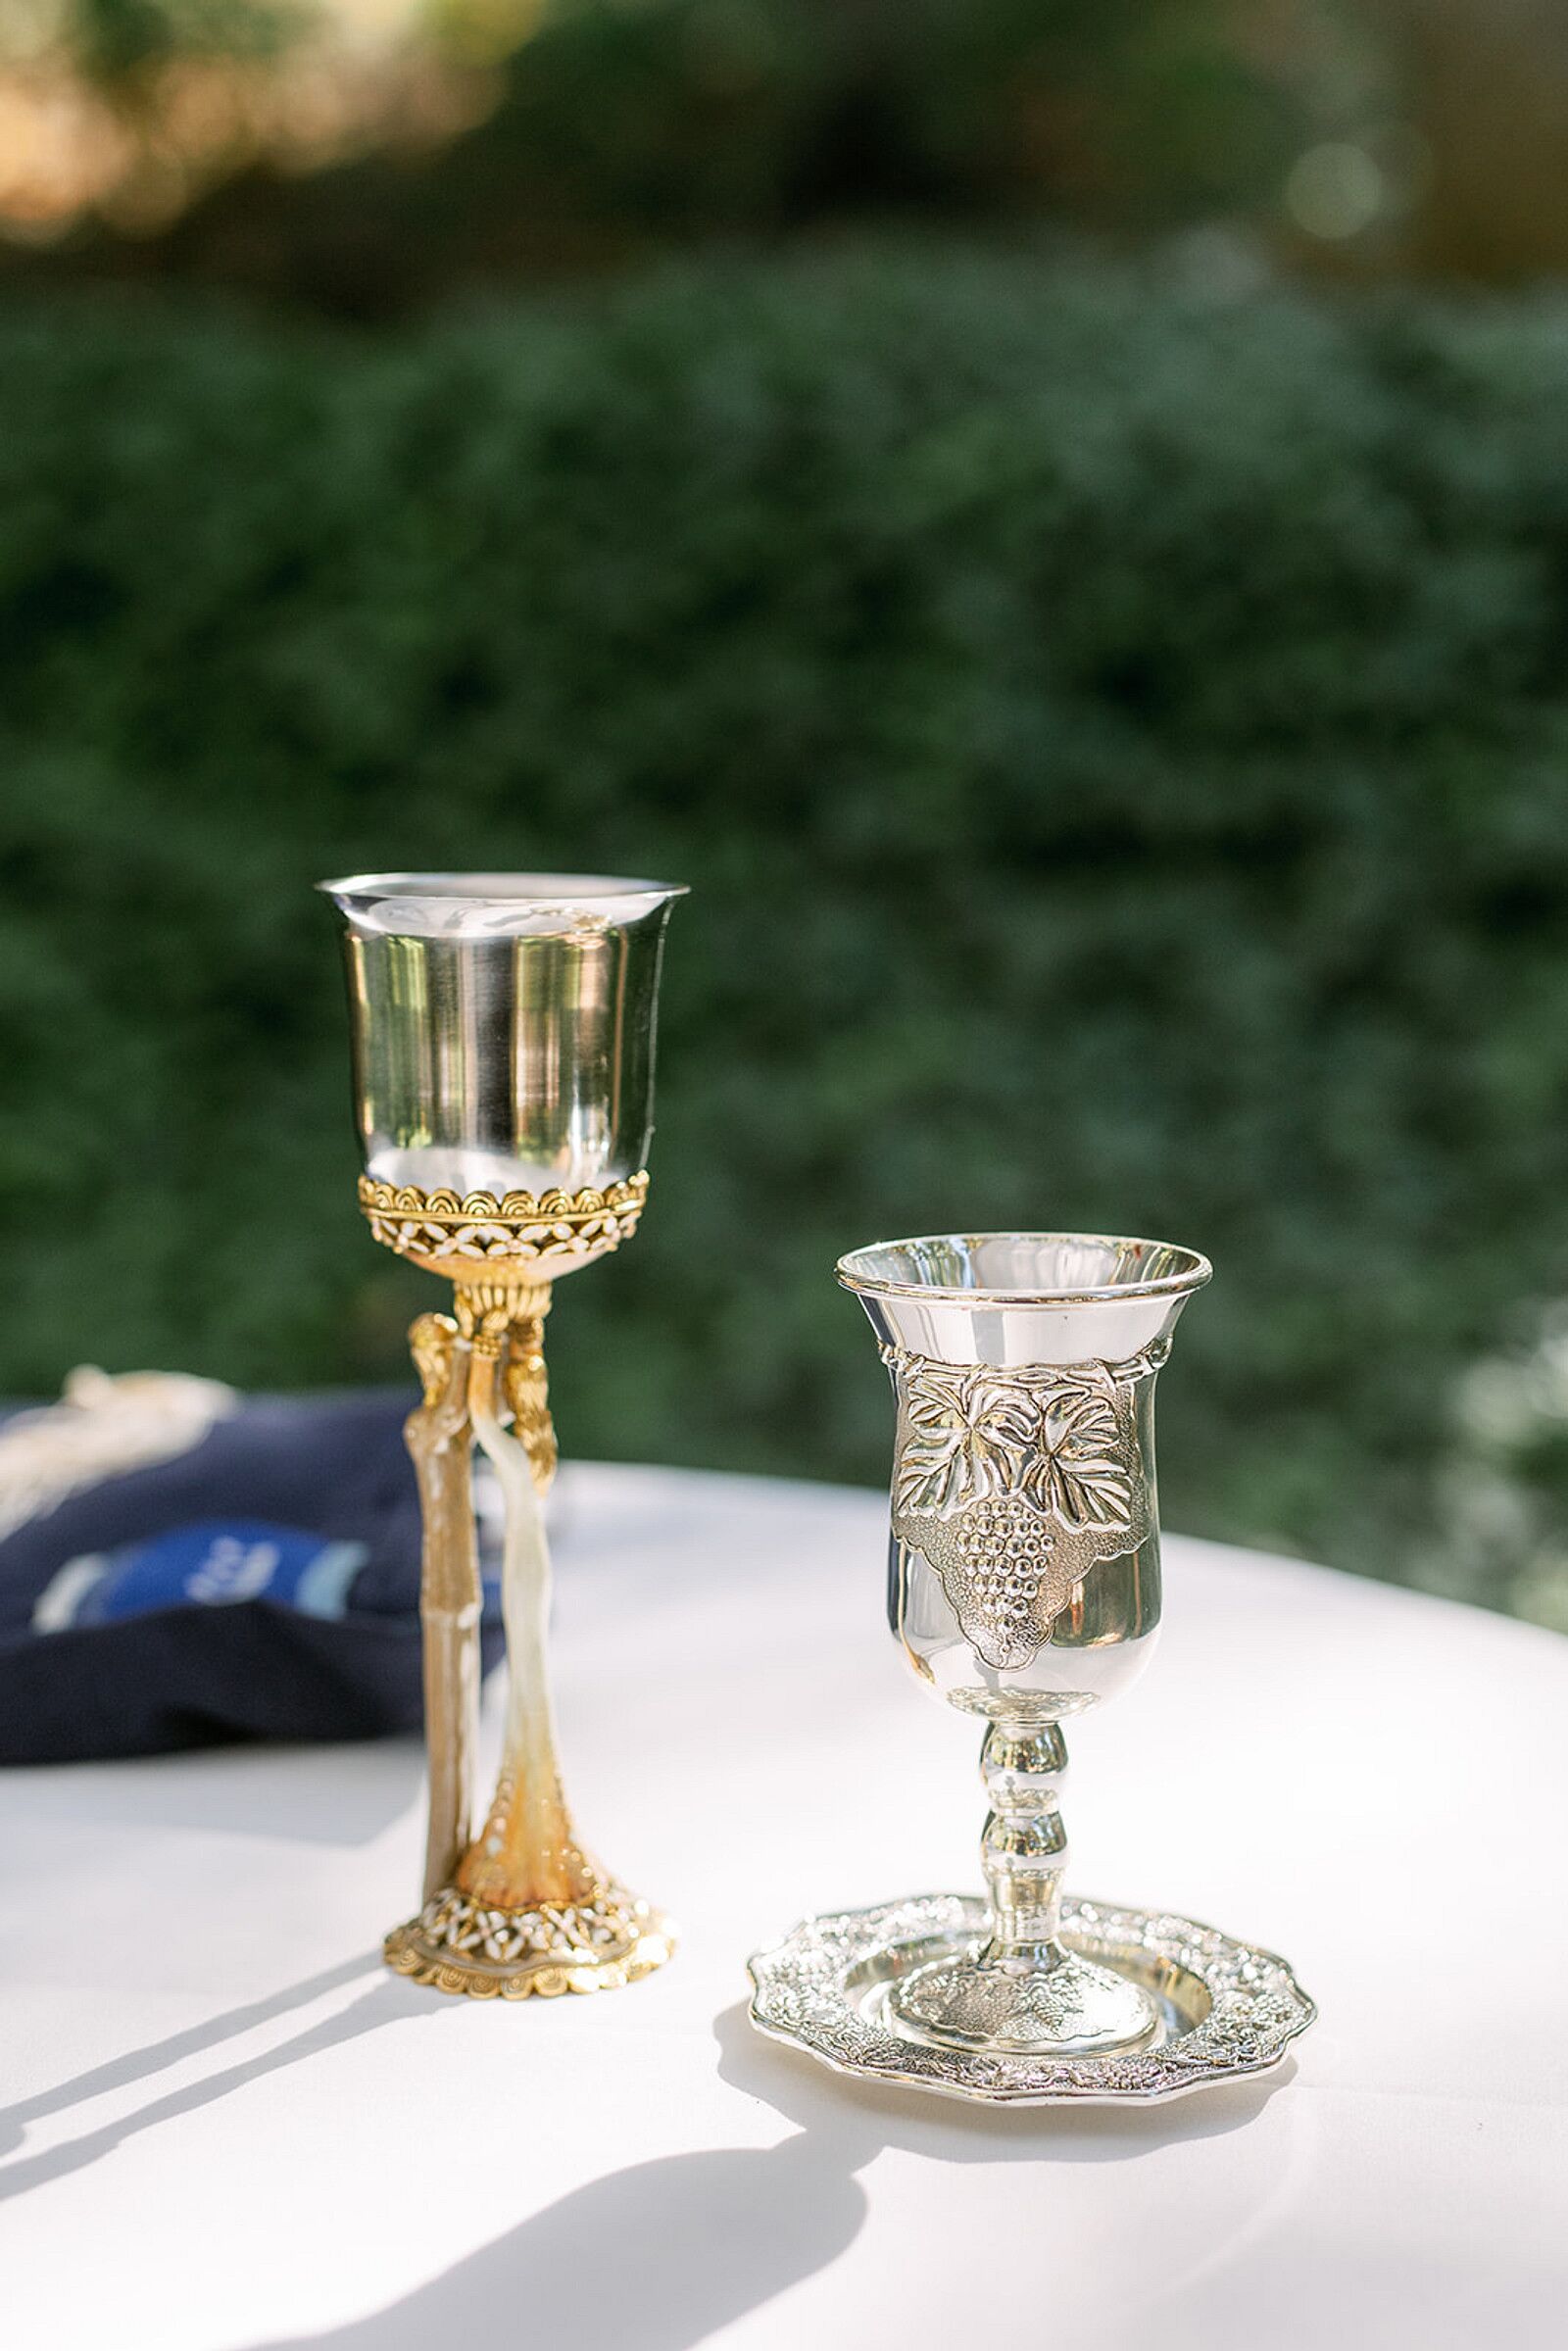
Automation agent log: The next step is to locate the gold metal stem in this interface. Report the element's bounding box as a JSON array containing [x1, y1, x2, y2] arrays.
[[384, 1275, 674, 1997], [457, 1290, 598, 1910], [404, 1312, 482, 1900]]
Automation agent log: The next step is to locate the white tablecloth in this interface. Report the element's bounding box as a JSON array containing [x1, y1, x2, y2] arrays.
[[0, 1465, 1562, 2350]]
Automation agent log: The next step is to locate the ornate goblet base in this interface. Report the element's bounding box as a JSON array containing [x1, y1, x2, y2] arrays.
[[384, 1882, 675, 2000], [888, 1945, 1158, 2056], [749, 1893, 1316, 2105]]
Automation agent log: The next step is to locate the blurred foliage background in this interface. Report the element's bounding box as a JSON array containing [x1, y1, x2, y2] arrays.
[[2, 2, 1567, 1626]]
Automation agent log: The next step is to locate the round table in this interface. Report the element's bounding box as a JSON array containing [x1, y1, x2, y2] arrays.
[[0, 1465, 1562, 2349]]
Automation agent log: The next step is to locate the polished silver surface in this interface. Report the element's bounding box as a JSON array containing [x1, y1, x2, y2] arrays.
[[837, 1231, 1210, 1367], [801, 1232, 1232, 2064], [749, 1893, 1316, 2105], [319, 872, 685, 1198], [885, 1339, 1167, 1682]]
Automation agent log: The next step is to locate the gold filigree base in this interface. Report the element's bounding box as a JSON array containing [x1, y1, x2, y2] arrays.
[[382, 1882, 676, 1999]]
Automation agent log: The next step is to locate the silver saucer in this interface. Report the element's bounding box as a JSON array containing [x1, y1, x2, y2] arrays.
[[748, 1892, 1316, 2106]]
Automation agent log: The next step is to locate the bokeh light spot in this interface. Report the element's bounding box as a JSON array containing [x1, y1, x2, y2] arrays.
[[1285, 141, 1385, 240]]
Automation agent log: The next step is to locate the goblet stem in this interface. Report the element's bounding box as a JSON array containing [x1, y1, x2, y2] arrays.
[[404, 1312, 483, 1900], [977, 1722, 1070, 1966], [457, 1298, 597, 1910], [383, 1272, 675, 1995], [886, 1711, 1158, 2055]]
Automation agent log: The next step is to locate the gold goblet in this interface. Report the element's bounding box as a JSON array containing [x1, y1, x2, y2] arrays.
[[321, 872, 684, 1999]]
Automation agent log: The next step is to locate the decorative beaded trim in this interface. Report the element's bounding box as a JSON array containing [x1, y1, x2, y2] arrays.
[[358, 1171, 647, 1268]]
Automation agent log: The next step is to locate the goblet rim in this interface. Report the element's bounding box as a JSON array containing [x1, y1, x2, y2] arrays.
[[318, 870, 688, 931], [836, 1229, 1212, 1305]]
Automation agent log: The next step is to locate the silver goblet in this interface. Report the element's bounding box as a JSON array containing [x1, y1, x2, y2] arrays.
[[842, 1231, 1207, 2058], [750, 1229, 1316, 2102]]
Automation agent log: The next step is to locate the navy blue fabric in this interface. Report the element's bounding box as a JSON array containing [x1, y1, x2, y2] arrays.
[[0, 1390, 504, 1762]]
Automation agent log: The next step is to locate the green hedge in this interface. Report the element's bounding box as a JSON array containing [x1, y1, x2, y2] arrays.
[[3, 248, 1567, 1619]]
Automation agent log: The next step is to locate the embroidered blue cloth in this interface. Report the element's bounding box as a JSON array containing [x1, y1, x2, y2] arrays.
[[0, 1380, 503, 1761]]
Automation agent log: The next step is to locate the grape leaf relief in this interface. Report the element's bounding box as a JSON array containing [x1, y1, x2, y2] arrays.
[[886, 1343, 1164, 1669]]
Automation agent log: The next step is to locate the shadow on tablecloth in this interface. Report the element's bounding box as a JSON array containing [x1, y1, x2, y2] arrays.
[[227, 2003, 1288, 2351], [0, 1953, 420, 2179]]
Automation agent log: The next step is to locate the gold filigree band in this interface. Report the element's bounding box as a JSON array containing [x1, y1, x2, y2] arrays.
[[358, 1170, 648, 1277], [384, 1884, 675, 1999]]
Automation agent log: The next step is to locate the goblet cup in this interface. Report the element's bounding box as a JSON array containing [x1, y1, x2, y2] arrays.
[[321, 871, 684, 1998], [839, 1232, 1209, 2059]]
